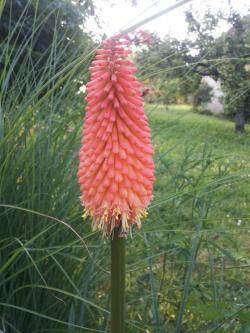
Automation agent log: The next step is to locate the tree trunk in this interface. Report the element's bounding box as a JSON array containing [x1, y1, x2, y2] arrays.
[[234, 103, 245, 132]]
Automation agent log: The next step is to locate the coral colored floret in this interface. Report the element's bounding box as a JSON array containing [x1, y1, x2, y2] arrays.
[[78, 35, 154, 236]]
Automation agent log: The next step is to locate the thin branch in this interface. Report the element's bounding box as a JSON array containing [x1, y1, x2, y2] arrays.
[[120, 0, 194, 35]]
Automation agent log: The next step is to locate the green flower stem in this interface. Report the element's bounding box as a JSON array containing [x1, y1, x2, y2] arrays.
[[111, 228, 125, 333]]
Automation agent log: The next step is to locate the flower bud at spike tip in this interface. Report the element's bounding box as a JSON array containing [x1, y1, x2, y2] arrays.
[[78, 34, 155, 237]]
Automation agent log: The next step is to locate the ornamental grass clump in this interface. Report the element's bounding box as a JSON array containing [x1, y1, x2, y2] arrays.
[[78, 34, 154, 236]]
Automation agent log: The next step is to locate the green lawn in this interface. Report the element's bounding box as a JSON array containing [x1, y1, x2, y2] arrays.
[[148, 104, 250, 159], [148, 104, 250, 227]]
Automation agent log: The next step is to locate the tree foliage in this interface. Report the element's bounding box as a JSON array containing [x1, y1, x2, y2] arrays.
[[135, 33, 200, 104], [135, 9, 250, 130], [185, 9, 250, 131], [0, 0, 95, 84]]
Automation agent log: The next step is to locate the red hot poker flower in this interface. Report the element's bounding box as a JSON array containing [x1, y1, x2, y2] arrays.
[[77, 35, 154, 236]]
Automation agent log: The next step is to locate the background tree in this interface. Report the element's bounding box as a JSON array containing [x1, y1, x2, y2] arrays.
[[0, 0, 96, 91], [185, 9, 250, 131], [135, 8, 250, 131], [135, 33, 200, 104], [219, 12, 250, 131]]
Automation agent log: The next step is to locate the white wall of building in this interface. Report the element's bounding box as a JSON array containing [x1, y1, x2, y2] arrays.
[[202, 76, 224, 113]]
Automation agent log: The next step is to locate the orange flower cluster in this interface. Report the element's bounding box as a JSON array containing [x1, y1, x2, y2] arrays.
[[78, 35, 154, 236]]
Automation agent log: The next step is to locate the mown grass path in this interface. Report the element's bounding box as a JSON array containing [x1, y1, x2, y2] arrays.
[[146, 105, 250, 222]]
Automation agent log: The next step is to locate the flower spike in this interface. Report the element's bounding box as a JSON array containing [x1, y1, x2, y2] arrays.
[[78, 34, 154, 236]]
